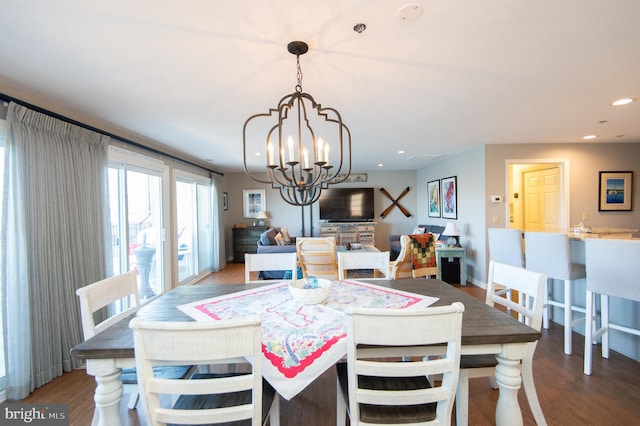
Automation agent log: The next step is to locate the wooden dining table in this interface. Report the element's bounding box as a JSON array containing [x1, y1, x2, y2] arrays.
[[71, 278, 541, 426]]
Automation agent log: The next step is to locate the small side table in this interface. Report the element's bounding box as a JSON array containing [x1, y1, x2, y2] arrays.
[[436, 246, 467, 285]]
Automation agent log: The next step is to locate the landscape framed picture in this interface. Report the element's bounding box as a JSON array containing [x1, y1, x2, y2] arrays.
[[441, 176, 458, 219], [599, 171, 633, 211], [243, 189, 266, 218], [427, 179, 441, 217]]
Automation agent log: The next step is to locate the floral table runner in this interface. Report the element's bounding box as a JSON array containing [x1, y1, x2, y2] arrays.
[[178, 279, 438, 400]]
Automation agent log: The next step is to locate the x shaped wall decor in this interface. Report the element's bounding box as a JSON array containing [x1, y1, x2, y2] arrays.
[[380, 187, 412, 218]]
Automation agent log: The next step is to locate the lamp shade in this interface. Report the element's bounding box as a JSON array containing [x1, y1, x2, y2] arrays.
[[443, 222, 460, 236], [256, 211, 268, 219]]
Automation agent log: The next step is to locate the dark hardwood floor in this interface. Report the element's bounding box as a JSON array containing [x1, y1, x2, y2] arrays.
[[17, 263, 640, 425]]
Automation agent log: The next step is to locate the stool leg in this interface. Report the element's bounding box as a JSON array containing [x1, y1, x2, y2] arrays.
[[601, 294, 610, 359], [543, 280, 550, 329], [564, 279, 572, 355], [584, 290, 595, 375]]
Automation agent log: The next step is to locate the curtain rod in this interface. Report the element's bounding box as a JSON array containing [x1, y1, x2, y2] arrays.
[[0, 93, 223, 176]]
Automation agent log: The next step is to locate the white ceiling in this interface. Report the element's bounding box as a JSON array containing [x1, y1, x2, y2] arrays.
[[1, 0, 639, 174]]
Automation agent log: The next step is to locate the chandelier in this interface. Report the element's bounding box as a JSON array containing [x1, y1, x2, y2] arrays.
[[243, 41, 351, 206]]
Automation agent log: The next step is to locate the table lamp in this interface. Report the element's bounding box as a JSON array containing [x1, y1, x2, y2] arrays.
[[255, 211, 268, 227], [442, 222, 460, 247]]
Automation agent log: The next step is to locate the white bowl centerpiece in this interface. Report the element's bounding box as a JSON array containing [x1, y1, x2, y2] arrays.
[[289, 276, 332, 305]]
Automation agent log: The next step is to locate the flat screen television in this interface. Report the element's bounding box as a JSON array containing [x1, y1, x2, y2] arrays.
[[319, 187, 375, 221]]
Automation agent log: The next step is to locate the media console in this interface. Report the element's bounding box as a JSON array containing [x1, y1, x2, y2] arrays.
[[319, 222, 377, 246]]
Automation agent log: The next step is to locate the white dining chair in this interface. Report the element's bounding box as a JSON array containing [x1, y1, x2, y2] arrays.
[[583, 238, 640, 375], [130, 316, 279, 426], [524, 231, 586, 355], [76, 271, 192, 414], [244, 252, 298, 283], [337, 250, 390, 280], [455, 261, 548, 426], [336, 302, 465, 426], [296, 237, 339, 280], [389, 234, 439, 279]]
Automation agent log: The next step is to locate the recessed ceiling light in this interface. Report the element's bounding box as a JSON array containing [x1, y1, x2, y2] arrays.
[[583, 135, 597, 140], [255, 152, 262, 156], [398, 150, 405, 154], [378, 163, 384, 167], [611, 98, 635, 106], [397, 4, 425, 21]]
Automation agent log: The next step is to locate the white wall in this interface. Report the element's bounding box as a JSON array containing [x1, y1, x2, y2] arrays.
[[416, 146, 487, 285]]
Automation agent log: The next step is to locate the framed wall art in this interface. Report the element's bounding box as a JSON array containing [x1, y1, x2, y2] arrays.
[[243, 189, 266, 218], [599, 171, 633, 211], [427, 179, 441, 217], [441, 176, 458, 219], [223, 192, 228, 211]]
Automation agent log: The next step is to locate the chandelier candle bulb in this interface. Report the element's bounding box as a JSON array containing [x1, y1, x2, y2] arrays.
[[324, 144, 330, 166], [303, 148, 309, 169], [267, 142, 274, 165], [317, 137, 324, 162], [288, 136, 295, 162]]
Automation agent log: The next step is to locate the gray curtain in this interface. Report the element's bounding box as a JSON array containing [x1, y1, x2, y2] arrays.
[[1, 102, 111, 400], [211, 172, 225, 271]]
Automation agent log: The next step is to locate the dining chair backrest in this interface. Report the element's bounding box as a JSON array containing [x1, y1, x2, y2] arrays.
[[296, 237, 338, 280], [486, 261, 547, 330], [339, 303, 465, 425], [244, 252, 298, 283], [408, 233, 438, 278], [390, 234, 438, 279], [130, 316, 273, 426], [76, 271, 140, 339], [488, 228, 524, 267], [337, 251, 390, 280]]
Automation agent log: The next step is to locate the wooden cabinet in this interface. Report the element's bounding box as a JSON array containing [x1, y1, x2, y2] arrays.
[[319, 222, 377, 246], [232, 226, 268, 262]]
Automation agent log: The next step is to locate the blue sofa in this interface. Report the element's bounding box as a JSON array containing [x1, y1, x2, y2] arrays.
[[389, 224, 445, 260], [256, 227, 298, 279]]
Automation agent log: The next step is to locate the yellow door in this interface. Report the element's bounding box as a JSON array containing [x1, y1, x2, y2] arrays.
[[523, 166, 561, 232]]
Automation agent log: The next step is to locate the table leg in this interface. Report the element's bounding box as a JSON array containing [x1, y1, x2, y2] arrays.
[[86, 359, 124, 426], [493, 354, 524, 426]]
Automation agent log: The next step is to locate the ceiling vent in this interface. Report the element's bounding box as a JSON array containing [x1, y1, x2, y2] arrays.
[[406, 154, 441, 162]]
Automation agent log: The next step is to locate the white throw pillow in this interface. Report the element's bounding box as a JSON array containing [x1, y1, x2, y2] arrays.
[[412, 227, 426, 234]]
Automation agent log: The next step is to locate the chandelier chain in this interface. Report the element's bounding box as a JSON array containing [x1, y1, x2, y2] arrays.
[[295, 54, 303, 93]]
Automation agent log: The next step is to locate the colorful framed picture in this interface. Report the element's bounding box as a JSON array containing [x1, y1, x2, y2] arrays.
[[599, 171, 633, 211], [427, 179, 441, 217], [243, 189, 266, 218], [441, 176, 458, 219]]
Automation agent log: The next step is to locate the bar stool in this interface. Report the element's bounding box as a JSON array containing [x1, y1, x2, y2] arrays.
[[524, 231, 586, 355], [488, 228, 524, 267], [584, 238, 640, 375]]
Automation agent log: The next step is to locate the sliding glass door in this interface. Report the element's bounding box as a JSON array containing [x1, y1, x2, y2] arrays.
[[175, 172, 213, 284], [109, 152, 169, 299]]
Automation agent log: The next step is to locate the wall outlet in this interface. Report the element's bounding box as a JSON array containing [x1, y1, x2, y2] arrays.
[[491, 195, 503, 203], [492, 215, 499, 224], [582, 212, 589, 221]]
